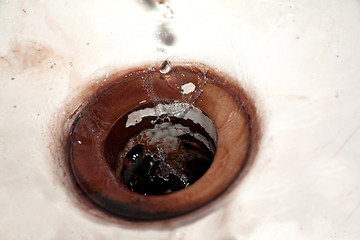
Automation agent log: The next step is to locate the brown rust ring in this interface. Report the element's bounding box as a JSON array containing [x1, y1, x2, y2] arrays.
[[68, 64, 252, 221]]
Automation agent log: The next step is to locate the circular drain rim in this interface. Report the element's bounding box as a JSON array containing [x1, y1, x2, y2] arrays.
[[68, 64, 251, 221]]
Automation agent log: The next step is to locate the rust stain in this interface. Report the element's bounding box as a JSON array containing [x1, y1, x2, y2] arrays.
[[0, 40, 56, 73]]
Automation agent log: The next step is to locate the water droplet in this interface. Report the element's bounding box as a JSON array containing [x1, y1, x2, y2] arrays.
[[162, 5, 174, 19], [159, 60, 172, 74]]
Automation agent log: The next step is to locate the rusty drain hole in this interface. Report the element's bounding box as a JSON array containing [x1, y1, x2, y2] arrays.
[[110, 102, 216, 195], [69, 61, 253, 221]]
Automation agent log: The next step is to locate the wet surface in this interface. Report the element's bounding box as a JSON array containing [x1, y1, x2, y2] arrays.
[[68, 63, 256, 221], [1, 0, 360, 239]]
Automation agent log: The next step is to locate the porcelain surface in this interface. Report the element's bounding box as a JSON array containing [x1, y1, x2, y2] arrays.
[[1, 0, 360, 239]]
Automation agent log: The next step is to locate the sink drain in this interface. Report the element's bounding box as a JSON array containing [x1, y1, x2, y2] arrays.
[[111, 102, 216, 195], [68, 62, 254, 221]]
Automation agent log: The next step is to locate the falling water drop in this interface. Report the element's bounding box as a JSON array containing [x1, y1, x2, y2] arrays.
[[159, 60, 172, 74]]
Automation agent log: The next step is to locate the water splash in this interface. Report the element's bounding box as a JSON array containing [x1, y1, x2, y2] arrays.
[[141, 61, 209, 121]]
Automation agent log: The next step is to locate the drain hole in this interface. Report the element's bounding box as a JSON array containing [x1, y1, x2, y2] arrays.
[[110, 106, 216, 195], [67, 62, 255, 221]]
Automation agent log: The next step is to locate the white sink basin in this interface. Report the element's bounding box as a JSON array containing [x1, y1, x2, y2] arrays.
[[1, 0, 359, 239]]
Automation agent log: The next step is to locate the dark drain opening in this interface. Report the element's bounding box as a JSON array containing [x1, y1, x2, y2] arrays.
[[68, 62, 254, 221], [106, 103, 217, 195]]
